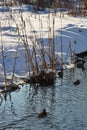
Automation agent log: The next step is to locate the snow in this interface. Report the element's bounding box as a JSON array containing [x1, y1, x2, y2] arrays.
[[0, 4, 87, 81]]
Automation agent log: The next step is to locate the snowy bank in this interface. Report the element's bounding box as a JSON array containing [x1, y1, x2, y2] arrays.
[[0, 4, 87, 77]]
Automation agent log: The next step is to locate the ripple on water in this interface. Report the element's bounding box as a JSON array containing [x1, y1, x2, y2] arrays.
[[0, 65, 87, 130]]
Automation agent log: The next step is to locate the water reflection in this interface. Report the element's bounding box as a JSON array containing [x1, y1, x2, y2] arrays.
[[0, 63, 87, 130], [24, 84, 56, 113]]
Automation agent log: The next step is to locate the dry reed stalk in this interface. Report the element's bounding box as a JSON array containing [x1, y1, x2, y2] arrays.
[[52, 16, 55, 70], [11, 24, 20, 84], [18, 10, 36, 75], [0, 22, 7, 90], [47, 9, 52, 67], [28, 17, 48, 71]]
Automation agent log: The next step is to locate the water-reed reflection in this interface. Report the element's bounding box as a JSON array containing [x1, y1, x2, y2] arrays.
[[0, 62, 87, 130]]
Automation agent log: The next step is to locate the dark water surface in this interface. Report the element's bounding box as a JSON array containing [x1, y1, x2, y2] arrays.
[[0, 62, 87, 130]]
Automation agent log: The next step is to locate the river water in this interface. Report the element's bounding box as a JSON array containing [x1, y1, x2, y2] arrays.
[[0, 62, 87, 130]]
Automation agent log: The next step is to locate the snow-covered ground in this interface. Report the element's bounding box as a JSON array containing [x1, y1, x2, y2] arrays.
[[0, 4, 87, 81]]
